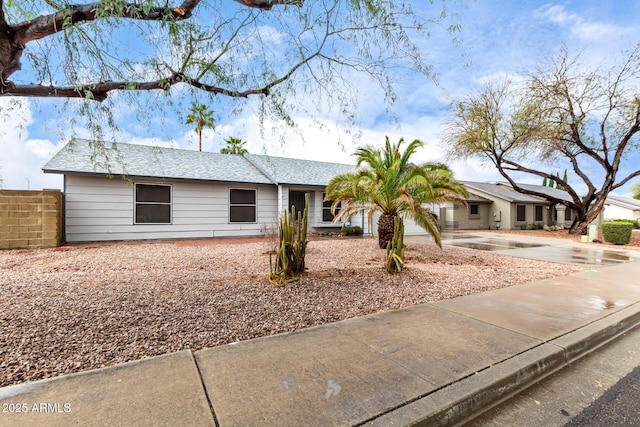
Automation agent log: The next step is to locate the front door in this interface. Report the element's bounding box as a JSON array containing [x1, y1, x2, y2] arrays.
[[289, 191, 308, 216]]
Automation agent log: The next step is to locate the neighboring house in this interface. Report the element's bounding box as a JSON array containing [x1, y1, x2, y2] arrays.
[[440, 181, 575, 230], [603, 195, 640, 223], [42, 140, 364, 242]]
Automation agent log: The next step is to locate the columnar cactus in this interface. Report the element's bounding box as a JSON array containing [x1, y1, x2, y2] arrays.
[[385, 216, 405, 273], [269, 194, 309, 286]]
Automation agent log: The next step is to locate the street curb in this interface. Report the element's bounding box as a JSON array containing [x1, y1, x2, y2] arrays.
[[551, 302, 640, 364], [364, 303, 640, 427]]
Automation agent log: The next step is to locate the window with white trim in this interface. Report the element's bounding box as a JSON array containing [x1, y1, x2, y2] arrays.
[[230, 189, 256, 223], [135, 183, 171, 224]]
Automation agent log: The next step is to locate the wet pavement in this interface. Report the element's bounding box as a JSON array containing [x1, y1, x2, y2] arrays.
[[407, 231, 640, 267]]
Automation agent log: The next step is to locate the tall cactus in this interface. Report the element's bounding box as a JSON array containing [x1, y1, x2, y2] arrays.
[[385, 216, 405, 273], [269, 194, 309, 286]]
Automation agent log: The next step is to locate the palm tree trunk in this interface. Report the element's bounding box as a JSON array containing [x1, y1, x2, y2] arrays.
[[378, 213, 395, 249]]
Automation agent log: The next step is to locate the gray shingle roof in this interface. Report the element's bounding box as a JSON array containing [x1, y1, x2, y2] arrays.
[[244, 154, 356, 186], [43, 140, 273, 184], [463, 181, 573, 203], [516, 183, 573, 203], [43, 140, 357, 187], [463, 181, 546, 203]]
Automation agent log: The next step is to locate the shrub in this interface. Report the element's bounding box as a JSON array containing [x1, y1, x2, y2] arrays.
[[520, 223, 543, 230], [611, 219, 639, 229], [342, 225, 363, 236], [601, 222, 633, 245]]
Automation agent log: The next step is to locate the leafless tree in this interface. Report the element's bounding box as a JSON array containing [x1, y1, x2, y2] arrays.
[[445, 45, 640, 234]]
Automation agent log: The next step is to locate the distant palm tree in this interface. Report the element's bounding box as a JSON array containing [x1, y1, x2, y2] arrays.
[[185, 103, 215, 152], [220, 136, 248, 155], [326, 137, 468, 249]]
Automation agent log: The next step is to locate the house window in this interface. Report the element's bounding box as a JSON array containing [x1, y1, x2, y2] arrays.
[[469, 204, 479, 216], [230, 189, 256, 223], [135, 183, 171, 224], [534, 205, 543, 222], [564, 207, 571, 221], [516, 204, 526, 222], [322, 193, 341, 222]]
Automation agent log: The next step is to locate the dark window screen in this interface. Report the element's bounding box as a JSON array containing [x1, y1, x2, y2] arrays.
[[135, 184, 171, 224], [230, 189, 256, 223], [535, 205, 543, 221]]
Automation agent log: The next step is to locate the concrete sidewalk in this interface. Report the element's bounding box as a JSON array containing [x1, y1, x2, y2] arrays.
[[1, 262, 640, 426]]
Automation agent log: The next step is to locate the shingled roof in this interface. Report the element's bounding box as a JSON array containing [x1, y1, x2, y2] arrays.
[[606, 194, 640, 211], [244, 154, 355, 186], [43, 139, 356, 186], [463, 181, 573, 203]]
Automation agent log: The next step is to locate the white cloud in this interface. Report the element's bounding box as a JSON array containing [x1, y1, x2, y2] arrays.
[[0, 99, 63, 190], [536, 4, 579, 26]]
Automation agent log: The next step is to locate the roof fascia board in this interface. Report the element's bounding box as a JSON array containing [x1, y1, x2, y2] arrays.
[[43, 170, 276, 187]]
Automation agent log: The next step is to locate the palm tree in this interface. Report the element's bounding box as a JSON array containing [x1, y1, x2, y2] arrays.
[[326, 137, 468, 249], [220, 136, 248, 155], [185, 103, 215, 152]]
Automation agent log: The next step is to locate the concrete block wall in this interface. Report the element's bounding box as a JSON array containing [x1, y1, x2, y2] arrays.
[[0, 190, 63, 249]]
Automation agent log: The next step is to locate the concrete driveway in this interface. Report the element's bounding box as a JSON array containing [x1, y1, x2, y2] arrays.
[[407, 231, 640, 267]]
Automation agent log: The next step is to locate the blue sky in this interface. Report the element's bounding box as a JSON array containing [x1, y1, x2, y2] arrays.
[[1, 0, 639, 195]]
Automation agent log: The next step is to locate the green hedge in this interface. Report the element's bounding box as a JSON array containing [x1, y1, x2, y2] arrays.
[[601, 222, 634, 245], [610, 219, 639, 229]]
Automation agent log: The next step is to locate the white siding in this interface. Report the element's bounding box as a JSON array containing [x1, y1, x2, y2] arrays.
[[64, 176, 277, 242], [402, 204, 441, 235], [603, 204, 638, 221]]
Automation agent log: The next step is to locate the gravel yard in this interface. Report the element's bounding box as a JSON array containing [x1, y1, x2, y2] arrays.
[[1, 237, 583, 387]]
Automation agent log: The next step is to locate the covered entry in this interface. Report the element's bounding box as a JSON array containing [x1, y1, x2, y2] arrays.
[[289, 190, 308, 215]]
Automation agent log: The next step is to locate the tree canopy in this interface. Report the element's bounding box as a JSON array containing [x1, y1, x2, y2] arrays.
[[0, 0, 458, 137], [185, 102, 215, 151], [444, 45, 640, 234]]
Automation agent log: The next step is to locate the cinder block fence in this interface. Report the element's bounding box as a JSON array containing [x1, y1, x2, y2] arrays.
[[0, 190, 63, 249]]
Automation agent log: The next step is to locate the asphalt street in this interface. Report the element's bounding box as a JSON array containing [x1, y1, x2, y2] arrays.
[[564, 364, 640, 426]]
